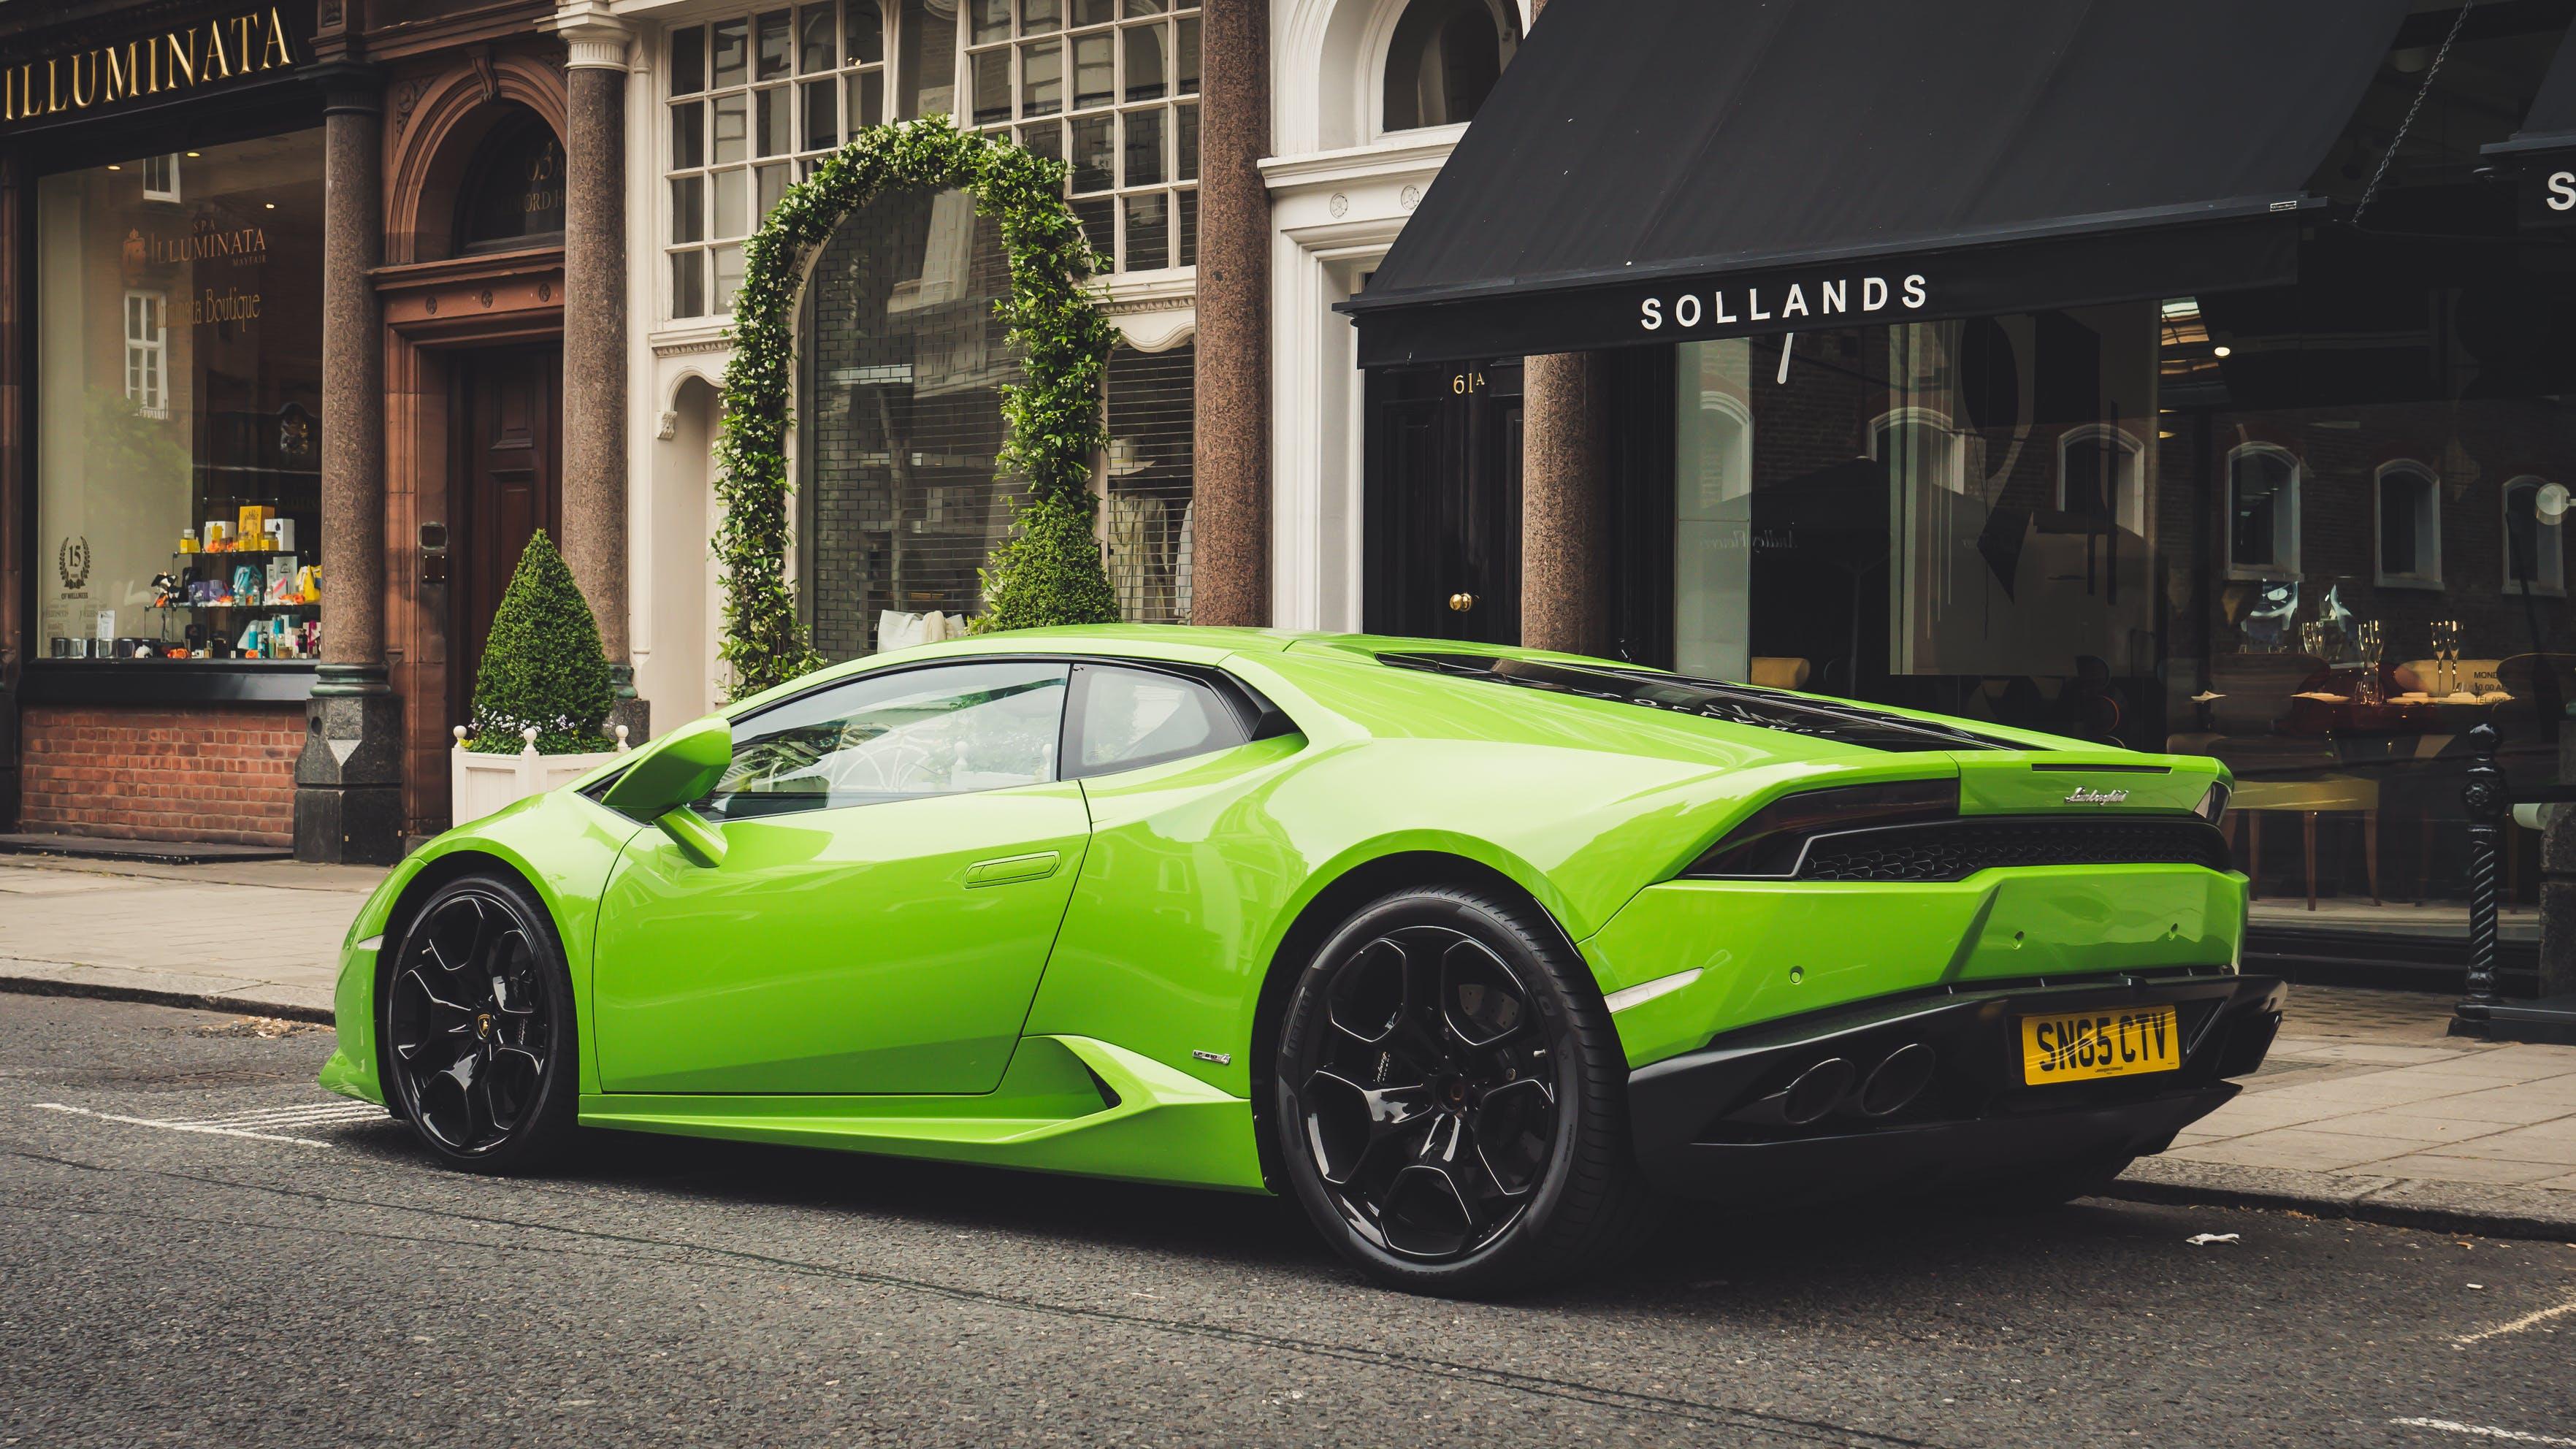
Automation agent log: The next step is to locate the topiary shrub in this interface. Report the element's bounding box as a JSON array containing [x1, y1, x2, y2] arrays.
[[466, 529, 616, 755], [977, 490, 1123, 631], [716, 115, 1120, 698]]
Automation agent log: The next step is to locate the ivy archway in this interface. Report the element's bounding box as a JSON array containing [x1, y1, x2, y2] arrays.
[[713, 115, 1120, 698]]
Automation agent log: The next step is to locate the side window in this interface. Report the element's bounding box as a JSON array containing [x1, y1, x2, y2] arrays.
[[1069, 664, 1246, 779], [703, 659, 1070, 819]]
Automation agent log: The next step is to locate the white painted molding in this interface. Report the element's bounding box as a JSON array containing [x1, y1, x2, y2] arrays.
[[550, 1, 636, 69]]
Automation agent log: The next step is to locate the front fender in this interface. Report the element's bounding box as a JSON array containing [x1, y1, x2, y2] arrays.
[[318, 788, 647, 1105]]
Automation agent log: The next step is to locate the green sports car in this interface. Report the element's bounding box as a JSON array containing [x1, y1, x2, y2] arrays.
[[321, 624, 2281, 1294]]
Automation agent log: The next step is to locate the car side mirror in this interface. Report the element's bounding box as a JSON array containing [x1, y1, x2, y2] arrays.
[[600, 715, 733, 866]]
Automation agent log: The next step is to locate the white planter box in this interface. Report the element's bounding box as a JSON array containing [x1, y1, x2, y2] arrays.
[[451, 725, 631, 828]]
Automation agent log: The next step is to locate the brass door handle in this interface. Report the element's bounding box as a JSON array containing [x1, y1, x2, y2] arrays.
[[1448, 592, 1478, 612]]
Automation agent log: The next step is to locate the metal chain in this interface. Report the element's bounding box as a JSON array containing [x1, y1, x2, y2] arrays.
[[2354, 0, 2475, 226]]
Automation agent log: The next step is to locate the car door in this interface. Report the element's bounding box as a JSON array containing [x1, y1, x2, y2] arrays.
[[589, 659, 1090, 1096]]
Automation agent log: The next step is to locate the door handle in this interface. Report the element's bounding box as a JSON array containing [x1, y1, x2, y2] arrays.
[[1448, 592, 1478, 612], [966, 851, 1060, 887]]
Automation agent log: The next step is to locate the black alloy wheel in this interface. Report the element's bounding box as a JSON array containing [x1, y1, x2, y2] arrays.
[[1275, 885, 1655, 1294], [382, 875, 577, 1171]]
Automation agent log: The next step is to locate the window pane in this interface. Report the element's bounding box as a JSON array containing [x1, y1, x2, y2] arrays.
[[1076, 668, 1231, 774], [1074, 0, 1114, 25], [845, 0, 884, 63], [803, 78, 838, 149], [706, 662, 1071, 816], [1072, 31, 1112, 108], [898, 0, 958, 117], [1177, 187, 1194, 266], [1122, 107, 1163, 186], [1175, 15, 1198, 92], [671, 99, 706, 169], [1383, 0, 1506, 129], [2231, 454, 2288, 568], [1123, 190, 1167, 270], [847, 70, 885, 134], [1021, 40, 1063, 116], [971, 0, 1012, 44], [2382, 478, 2420, 576], [712, 242, 746, 311], [1123, 0, 1164, 15], [714, 167, 749, 237], [673, 249, 706, 317], [670, 26, 706, 96], [800, 4, 836, 72], [713, 18, 749, 86], [971, 48, 1012, 125], [1070, 114, 1112, 191], [713, 92, 749, 164], [1019, 121, 1063, 164], [1174, 100, 1196, 180], [1074, 194, 1114, 257], [757, 9, 793, 78], [756, 86, 792, 156], [1021, 0, 1062, 34], [670, 175, 706, 242], [1123, 23, 1164, 101], [757, 162, 789, 223]]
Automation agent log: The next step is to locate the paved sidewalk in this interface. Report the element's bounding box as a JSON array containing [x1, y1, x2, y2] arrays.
[[4, 852, 2572, 1235], [0, 854, 378, 1021]]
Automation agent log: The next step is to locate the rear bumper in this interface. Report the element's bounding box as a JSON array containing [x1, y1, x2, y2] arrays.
[[1627, 970, 2283, 1204]]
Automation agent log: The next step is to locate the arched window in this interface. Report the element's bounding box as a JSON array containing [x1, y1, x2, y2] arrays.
[[2057, 424, 2143, 534], [2226, 442, 2300, 577], [1869, 406, 1966, 495], [1382, 0, 1519, 133], [455, 110, 565, 253], [2504, 475, 2566, 597], [2374, 461, 2442, 588]]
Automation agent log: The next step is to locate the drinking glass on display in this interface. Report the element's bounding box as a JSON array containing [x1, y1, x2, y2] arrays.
[[2299, 622, 2328, 662], [2430, 619, 2461, 698], [2355, 619, 2384, 706]]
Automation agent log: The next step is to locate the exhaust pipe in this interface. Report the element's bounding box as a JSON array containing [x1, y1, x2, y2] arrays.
[[1858, 1042, 1936, 1117], [1780, 1058, 1855, 1125]]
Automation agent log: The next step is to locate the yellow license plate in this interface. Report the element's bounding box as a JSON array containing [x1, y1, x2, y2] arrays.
[[2019, 1006, 2181, 1085]]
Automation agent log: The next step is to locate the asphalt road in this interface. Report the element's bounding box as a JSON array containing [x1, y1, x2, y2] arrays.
[[4, 995, 2572, 1449]]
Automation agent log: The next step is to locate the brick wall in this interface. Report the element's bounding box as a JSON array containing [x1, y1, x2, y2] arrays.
[[18, 703, 303, 847]]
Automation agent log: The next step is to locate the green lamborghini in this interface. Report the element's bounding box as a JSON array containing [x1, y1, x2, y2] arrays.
[[321, 625, 2279, 1294]]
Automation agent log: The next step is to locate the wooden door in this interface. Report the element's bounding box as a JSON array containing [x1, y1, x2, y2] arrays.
[[452, 345, 562, 721], [1364, 361, 1523, 643]]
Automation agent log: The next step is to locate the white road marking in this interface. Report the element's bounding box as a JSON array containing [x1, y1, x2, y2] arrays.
[[2455, 1296, 2576, 1347], [34, 1102, 341, 1147], [2391, 1418, 2576, 1447], [159, 1102, 385, 1130]]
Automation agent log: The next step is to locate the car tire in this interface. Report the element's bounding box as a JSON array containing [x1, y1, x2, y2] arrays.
[[379, 872, 580, 1174], [1274, 884, 1657, 1296]]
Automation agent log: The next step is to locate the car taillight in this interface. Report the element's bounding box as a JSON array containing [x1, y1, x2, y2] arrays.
[[1681, 778, 1960, 879], [2195, 782, 2231, 824]]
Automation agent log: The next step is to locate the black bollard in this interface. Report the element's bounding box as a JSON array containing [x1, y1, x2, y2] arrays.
[[2453, 722, 2506, 1036]]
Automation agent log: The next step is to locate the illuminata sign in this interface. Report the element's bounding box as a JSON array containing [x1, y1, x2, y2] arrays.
[[4, 7, 300, 126]]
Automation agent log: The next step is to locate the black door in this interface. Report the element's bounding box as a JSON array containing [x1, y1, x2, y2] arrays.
[[453, 345, 563, 719], [1364, 361, 1522, 643]]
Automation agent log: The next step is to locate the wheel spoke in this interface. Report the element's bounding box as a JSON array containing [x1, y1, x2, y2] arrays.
[[1301, 1069, 1438, 1185], [1467, 1077, 1556, 1198]]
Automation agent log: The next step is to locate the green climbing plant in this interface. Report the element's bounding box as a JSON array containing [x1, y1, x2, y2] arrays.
[[712, 114, 1121, 700]]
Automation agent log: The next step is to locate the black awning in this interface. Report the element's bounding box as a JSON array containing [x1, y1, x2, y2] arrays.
[[2493, 19, 2576, 155], [1342, 0, 2409, 367]]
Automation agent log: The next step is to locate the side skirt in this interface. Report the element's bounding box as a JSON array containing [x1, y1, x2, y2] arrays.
[[579, 1034, 1269, 1193]]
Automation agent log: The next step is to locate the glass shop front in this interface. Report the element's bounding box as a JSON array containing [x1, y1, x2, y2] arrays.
[[1653, 248, 2576, 961]]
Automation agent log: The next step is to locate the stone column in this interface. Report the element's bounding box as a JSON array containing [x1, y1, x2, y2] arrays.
[[0, 152, 23, 828], [295, 64, 404, 865], [557, 8, 646, 740], [1189, 0, 1271, 627], [1518, 0, 1611, 658]]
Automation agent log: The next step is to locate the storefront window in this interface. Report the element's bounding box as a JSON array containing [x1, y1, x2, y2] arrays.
[[36, 131, 325, 663], [799, 184, 1021, 656], [1104, 342, 1194, 623], [1667, 262, 2576, 928]]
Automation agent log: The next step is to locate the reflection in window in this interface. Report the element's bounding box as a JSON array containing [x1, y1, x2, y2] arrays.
[[1382, 0, 1518, 131], [706, 660, 1069, 817], [2504, 476, 2566, 596], [2228, 443, 2299, 576], [2376, 461, 2442, 587], [1073, 665, 1237, 776], [1104, 343, 1195, 623], [456, 110, 565, 253], [2058, 425, 2141, 533]]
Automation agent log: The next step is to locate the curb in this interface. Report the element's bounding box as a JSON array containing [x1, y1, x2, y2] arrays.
[[2104, 1155, 2576, 1244], [0, 974, 335, 1026]]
